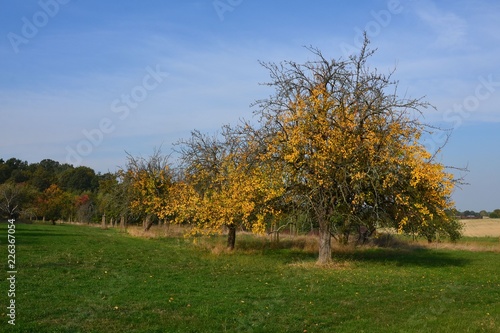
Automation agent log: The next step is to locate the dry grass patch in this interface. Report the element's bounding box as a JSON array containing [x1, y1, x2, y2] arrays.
[[288, 259, 354, 270], [461, 218, 500, 237], [421, 239, 500, 252], [125, 224, 187, 239], [124, 223, 500, 254]]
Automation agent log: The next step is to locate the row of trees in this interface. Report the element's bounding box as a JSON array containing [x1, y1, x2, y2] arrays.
[[458, 210, 500, 219], [115, 39, 463, 264], [2, 38, 466, 263]]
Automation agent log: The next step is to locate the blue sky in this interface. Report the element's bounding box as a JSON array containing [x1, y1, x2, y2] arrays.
[[1, 0, 499, 211]]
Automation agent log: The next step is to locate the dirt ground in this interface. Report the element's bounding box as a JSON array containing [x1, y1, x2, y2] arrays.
[[460, 218, 500, 237]]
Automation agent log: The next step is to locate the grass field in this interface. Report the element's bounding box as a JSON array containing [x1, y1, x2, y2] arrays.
[[1, 222, 499, 332]]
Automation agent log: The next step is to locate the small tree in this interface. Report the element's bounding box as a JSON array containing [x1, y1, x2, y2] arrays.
[[176, 126, 283, 249], [490, 209, 500, 219], [0, 182, 36, 219], [74, 193, 94, 223], [36, 184, 72, 224], [97, 173, 130, 227], [121, 148, 174, 231], [479, 210, 489, 217]]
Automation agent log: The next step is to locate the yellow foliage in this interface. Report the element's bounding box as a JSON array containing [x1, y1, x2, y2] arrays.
[[259, 82, 456, 237], [125, 165, 175, 220], [176, 133, 285, 238]]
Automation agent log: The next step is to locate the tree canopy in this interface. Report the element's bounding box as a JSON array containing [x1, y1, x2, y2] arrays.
[[251, 38, 457, 263]]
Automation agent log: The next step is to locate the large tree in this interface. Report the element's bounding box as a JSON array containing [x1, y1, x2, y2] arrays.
[[59, 166, 99, 193], [253, 38, 457, 264], [28, 159, 69, 191]]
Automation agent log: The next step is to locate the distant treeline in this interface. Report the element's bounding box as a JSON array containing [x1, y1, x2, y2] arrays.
[[0, 157, 112, 223], [458, 210, 500, 219], [2, 157, 499, 224]]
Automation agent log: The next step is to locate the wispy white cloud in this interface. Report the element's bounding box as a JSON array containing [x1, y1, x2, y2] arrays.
[[411, 0, 468, 49]]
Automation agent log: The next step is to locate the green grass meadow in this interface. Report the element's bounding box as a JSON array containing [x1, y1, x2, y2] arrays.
[[1, 222, 499, 332]]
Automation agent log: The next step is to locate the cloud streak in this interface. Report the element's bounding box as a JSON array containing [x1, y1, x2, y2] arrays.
[[411, 0, 468, 49]]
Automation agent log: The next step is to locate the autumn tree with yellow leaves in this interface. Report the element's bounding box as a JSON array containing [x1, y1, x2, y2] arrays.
[[252, 37, 459, 264], [176, 126, 284, 249], [121, 148, 175, 231]]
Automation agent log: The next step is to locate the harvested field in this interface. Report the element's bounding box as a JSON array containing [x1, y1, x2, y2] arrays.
[[461, 218, 500, 237]]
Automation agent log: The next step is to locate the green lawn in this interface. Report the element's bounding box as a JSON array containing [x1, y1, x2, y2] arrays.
[[1, 222, 499, 332]]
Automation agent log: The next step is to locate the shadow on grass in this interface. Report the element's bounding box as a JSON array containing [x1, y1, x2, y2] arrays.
[[233, 234, 472, 268], [2, 224, 106, 246], [12, 231, 74, 246], [335, 248, 471, 268], [13, 224, 472, 269]]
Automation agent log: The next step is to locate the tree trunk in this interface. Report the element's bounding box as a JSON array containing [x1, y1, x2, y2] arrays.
[[144, 215, 154, 231], [227, 224, 236, 250], [271, 224, 279, 244], [120, 215, 127, 230], [339, 230, 350, 245], [163, 219, 170, 233], [317, 220, 332, 264]]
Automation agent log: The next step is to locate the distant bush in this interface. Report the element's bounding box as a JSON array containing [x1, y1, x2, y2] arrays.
[[489, 209, 500, 218]]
